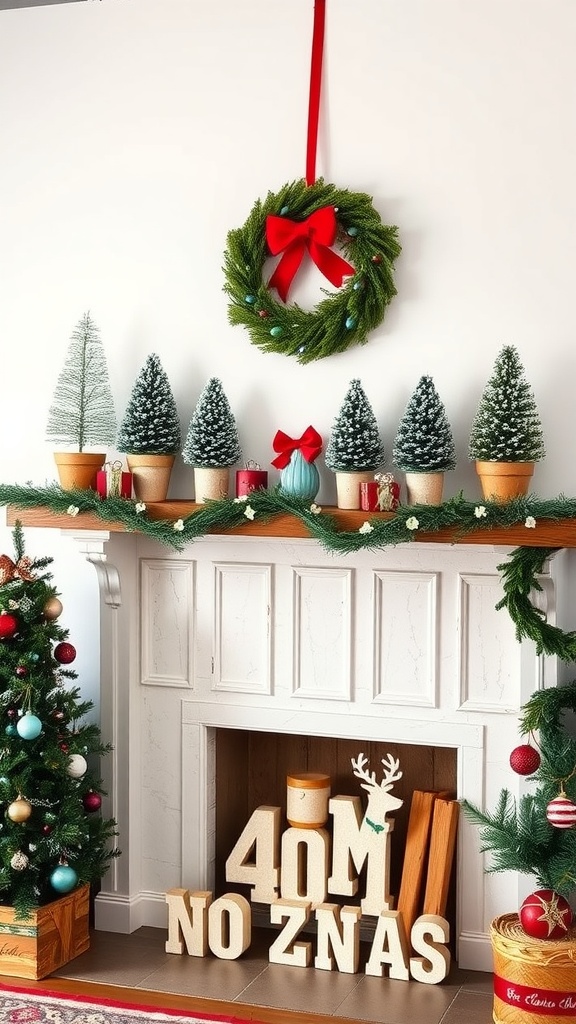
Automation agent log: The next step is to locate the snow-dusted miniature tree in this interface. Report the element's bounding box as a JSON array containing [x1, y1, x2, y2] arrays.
[[182, 378, 242, 467], [393, 375, 456, 473], [468, 346, 545, 463], [117, 353, 181, 454], [325, 379, 385, 472], [46, 312, 116, 451]]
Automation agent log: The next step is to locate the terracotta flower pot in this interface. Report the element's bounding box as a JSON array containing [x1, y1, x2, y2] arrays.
[[193, 466, 230, 503], [334, 470, 375, 509], [125, 454, 175, 502], [54, 452, 105, 491], [475, 461, 534, 503], [405, 471, 445, 506]]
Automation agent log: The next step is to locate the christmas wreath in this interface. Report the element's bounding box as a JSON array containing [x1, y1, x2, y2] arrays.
[[223, 178, 401, 365]]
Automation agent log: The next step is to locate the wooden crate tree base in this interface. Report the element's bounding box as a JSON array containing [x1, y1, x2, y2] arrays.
[[0, 883, 90, 979]]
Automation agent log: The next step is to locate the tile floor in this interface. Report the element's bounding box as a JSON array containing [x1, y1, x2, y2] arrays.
[[53, 926, 495, 1023]]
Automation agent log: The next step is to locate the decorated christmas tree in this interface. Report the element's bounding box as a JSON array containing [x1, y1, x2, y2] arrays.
[[117, 353, 181, 455], [0, 523, 119, 918], [325, 379, 385, 472], [182, 378, 242, 468], [463, 682, 576, 939], [46, 312, 116, 451], [393, 375, 456, 473], [468, 345, 546, 463]]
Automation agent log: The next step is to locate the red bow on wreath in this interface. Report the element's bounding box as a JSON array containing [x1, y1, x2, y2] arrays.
[[0, 554, 36, 587], [271, 426, 323, 469], [266, 205, 355, 303]]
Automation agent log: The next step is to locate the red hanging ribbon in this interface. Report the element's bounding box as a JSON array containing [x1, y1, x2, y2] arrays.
[[271, 426, 323, 469], [266, 206, 354, 303], [306, 0, 326, 187]]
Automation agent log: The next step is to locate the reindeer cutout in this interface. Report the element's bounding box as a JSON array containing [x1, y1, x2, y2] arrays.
[[327, 752, 404, 915], [352, 752, 403, 835]]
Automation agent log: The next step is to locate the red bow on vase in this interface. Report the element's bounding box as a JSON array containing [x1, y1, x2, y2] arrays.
[[271, 426, 323, 469], [266, 206, 355, 303]]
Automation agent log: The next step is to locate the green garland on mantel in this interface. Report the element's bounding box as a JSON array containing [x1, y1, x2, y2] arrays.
[[2, 483, 576, 660]]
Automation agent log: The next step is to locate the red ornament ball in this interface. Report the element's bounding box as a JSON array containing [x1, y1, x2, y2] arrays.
[[15, 665, 28, 678], [54, 642, 76, 665], [0, 613, 18, 640], [520, 890, 573, 939], [83, 791, 102, 813], [546, 794, 576, 829], [509, 744, 541, 776], [41, 824, 53, 836]]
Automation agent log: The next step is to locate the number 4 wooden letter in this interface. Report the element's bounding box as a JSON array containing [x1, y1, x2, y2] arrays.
[[225, 805, 282, 903]]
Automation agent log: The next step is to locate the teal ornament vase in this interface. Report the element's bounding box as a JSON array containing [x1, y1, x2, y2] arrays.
[[280, 449, 320, 501]]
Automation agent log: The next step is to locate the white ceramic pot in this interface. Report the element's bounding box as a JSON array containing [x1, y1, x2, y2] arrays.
[[334, 471, 375, 510], [194, 466, 230, 503], [404, 471, 445, 506]]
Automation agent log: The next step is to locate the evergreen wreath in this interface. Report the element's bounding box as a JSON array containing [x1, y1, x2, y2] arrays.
[[223, 178, 401, 365]]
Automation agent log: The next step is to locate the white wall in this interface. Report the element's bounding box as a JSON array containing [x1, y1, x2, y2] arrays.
[[2, 0, 576, 698]]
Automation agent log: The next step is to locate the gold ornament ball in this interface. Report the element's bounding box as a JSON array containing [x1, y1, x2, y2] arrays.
[[43, 596, 63, 621], [7, 797, 32, 822]]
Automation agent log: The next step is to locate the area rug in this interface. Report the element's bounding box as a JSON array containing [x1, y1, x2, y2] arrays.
[[0, 984, 264, 1024]]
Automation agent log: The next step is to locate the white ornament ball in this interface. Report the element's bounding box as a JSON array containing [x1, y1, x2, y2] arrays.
[[66, 754, 88, 779], [10, 851, 29, 871]]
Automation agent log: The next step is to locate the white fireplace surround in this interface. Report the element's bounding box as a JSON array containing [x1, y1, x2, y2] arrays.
[[61, 528, 566, 973]]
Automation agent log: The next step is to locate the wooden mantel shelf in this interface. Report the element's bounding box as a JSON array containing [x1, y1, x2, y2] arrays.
[[7, 502, 576, 549]]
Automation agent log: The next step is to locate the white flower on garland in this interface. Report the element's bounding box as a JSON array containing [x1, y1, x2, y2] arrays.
[[525, 516, 536, 529], [474, 505, 487, 519], [66, 505, 79, 517], [244, 505, 256, 520], [406, 516, 419, 531], [135, 502, 146, 514], [310, 503, 322, 514], [234, 495, 249, 503], [359, 521, 374, 535], [173, 519, 185, 532]]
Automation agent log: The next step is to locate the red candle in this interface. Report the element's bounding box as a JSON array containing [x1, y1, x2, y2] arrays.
[[235, 469, 268, 497]]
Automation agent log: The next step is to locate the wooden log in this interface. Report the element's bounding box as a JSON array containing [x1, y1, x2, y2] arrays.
[[422, 799, 460, 918], [396, 790, 437, 936]]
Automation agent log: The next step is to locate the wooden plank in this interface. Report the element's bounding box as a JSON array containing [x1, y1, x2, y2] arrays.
[[396, 790, 437, 936], [422, 799, 460, 918], [6, 503, 576, 548]]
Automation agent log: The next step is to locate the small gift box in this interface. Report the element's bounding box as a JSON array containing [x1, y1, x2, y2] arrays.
[[236, 462, 268, 497], [374, 472, 400, 511], [96, 460, 133, 499], [360, 474, 400, 511]]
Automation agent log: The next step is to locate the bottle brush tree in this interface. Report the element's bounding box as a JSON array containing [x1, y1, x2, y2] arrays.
[[182, 378, 242, 467], [325, 379, 385, 472], [393, 375, 456, 473], [46, 312, 116, 451], [468, 345, 546, 463], [463, 682, 576, 902], [0, 522, 119, 918], [117, 353, 181, 455]]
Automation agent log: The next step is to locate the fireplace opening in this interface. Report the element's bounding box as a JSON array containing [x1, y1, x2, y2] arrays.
[[215, 729, 458, 943]]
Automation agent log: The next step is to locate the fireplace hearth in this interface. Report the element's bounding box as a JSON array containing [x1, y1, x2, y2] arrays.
[[29, 526, 563, 972]]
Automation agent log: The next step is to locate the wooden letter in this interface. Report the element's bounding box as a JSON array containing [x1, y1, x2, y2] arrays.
[[280, 827, 329, 904], [268, 898, 312, 967], [314, 903, 362, 974], [207, 893, 251, 960], [410, 914, 451, 984], [165, 888, 212, 956], [225, 805, 281, 904], [329, 794, 395, 916], [365, 910, 410, 981]]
